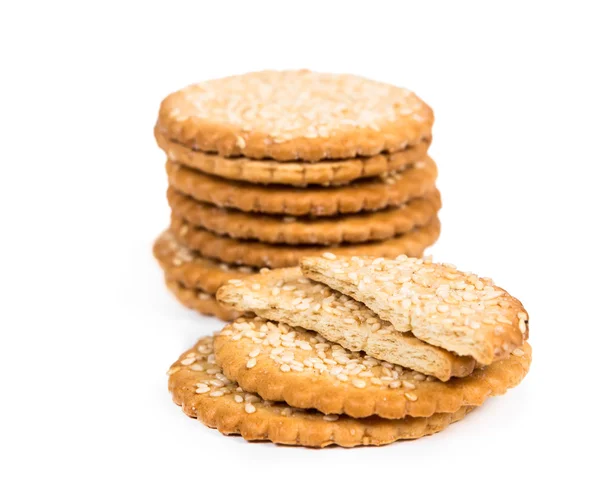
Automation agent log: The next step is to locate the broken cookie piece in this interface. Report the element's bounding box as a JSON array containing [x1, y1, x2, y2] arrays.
[[301, 255, 528, 365], [217, 267, 475, 380]]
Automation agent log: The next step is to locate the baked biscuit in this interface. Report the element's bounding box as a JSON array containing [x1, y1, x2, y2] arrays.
[[168, 336, 471, 447], [169, 216, 440, 268], [156, 129, 430, 186], [214, 318, 532, 419], [153, 230, 256, 292], [301, 255, 529, 365], [164, 277, 246, 321], [168, 187, 441, 245], [216, 267, 475, 380], [166, 157, 437, 216], [157, 70, 433, 161]]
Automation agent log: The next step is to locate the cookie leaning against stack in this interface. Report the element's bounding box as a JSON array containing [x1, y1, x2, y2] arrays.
[[153, 70, 441, 320], [167, 254, 531, 447]]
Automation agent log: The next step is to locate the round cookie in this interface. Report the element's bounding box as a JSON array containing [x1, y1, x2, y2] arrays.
[[166, 157, 438, 216], [164, 277, 246, 321], [157, 70, 433, 161], [168, 336, 471, 447], [169, 216, 440, 268], [168, 187, 441, 245], [156, 128, 430, 186], [153, 230, 257, 292], [213, 318, 532, 419]]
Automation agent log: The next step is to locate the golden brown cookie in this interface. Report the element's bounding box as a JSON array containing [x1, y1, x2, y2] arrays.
[[168, 336, 471, 447], [157, 70, 433, 161], [164, 277, 246, 321], [216, 267, 475, 381], [214, 318, 532, 419], [166, 157, 437, 216], [169, 216, 440, 268], [156, 129, 430, 186], [153, 230, 257, 292], [168, 187, 441, 245], [301, 255, 529, 365]]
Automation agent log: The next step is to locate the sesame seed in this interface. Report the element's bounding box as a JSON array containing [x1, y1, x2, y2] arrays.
[[322, 252, 337, 260], [234, 395, 244, 403], [245, 403, 256, 414], [210, 390, 224, 397], [405, 392, 418, 401], [195, 384, 210, 394], [246, 358, 257, 369], [323, 414, 339, 421], [352, 379, 367, 388]]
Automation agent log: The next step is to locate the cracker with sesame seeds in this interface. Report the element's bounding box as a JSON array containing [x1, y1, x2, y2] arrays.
[[301, 255, 529, 365], [216, 267, 474, 380], [168, 336, 471, 447], [156, 128, 430, 186], [166, 157, 437, 216], [168, 187, 441, 245], [169, 216, 439, 268], [157, 70, 433, 162], [164, 277, 247, 321], [153, 230, 257, 293], [213, 318, 531, 419]]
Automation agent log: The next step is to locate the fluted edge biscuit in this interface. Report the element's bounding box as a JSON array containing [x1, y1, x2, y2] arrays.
[[169, 216, 440, 268], [156, 129, 430, 186], [166, 157, 437, 216], [157, 70, 433, 161], [214, 317, 531, 419], [168, 336, 471, 447], [168, 187, 441, 245]]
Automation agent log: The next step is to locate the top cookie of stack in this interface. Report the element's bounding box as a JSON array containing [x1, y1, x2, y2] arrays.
[[153, 70, 441, 320]]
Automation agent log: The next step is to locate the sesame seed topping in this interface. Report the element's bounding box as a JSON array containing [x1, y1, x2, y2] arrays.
[[245, 403, 256, 414]]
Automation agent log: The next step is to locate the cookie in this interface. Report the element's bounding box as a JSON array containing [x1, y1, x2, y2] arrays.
[[166, 157, 437, 216], [157, 70, 433, 161], [213, 318, 532, 419], [168, 187, 441, 245], [301, 255, 529, 365], [153, 230, 257, 292], [216, 267, 475, 381], [156, 128, 430, 186], [164, 277, 246, 321], [168, 336, 471, 447], [169, 216, 440, 268]]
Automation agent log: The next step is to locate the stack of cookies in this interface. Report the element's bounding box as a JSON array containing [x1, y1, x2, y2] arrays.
[[167, 254, 531, 447], [153, 70, 440, 320]]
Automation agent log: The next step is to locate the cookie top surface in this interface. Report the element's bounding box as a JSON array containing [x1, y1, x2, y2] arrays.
[[213, 317, 531, 419], [216, 267, 476, 380], [301, 255, 529, 365], [157, 70, 433, 161], [168, 336, 471, 447]]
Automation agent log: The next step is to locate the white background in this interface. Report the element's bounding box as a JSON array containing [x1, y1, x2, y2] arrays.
[[1, 1, 598, 480]]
